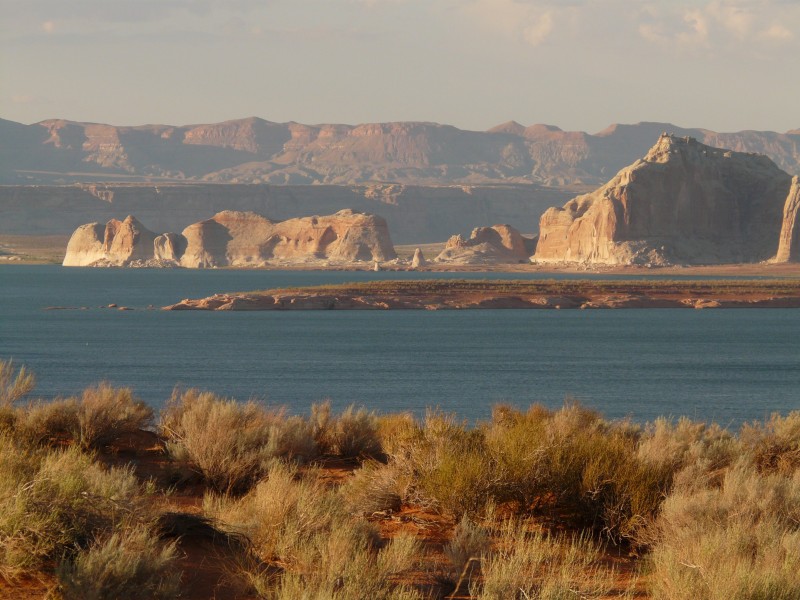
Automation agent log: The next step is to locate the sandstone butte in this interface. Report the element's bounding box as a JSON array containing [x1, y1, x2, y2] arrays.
[[534, 134, 800, 266], [62, 209, 396, 267], [434, 224, 534, 264]]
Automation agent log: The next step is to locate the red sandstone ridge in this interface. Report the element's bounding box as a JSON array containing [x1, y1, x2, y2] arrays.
[[534, 134, 797, 266], [63, 209, 396, 267]]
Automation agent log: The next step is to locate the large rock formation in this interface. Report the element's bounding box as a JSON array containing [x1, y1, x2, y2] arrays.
[[63, 215, 156, 266], [178, 209, 395, 267], [63, 209, 396, 267], [435, 224, 531, 264], [773, 177, 800, 263], [534, 135, 796, 265]]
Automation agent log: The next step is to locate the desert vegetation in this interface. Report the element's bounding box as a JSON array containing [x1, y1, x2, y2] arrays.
[[1, 358, 799, 599]]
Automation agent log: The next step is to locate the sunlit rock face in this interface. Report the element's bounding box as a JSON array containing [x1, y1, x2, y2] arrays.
[[534, 134, 795, 266], [63, 215, 156, 266]]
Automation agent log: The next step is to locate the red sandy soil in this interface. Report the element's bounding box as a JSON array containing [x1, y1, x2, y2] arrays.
[[0, 432, 648, 599]]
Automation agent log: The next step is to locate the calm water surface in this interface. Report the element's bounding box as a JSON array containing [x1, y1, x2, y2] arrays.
[[2, 265, 799, 427]]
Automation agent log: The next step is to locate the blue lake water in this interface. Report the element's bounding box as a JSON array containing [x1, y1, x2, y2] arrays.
[[1, 265, 799, 427]]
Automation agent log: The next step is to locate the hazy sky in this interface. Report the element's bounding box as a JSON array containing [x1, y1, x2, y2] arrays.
[[1, 0, 798, 133]]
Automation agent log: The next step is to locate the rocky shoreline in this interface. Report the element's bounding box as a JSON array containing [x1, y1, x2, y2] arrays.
[[163, 279, 800, 311]]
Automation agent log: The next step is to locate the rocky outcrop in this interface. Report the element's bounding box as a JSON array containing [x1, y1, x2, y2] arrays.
[[410, 248, 426, 268], [436, 224, 531, 264], [63, 209, 396, 267], [534, 135, 795, 265], [773, 177, 800, 263], [63, 215, 156, 266], [178, 209, 395, 267]]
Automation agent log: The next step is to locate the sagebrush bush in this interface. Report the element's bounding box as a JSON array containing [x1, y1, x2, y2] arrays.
[[0, 435, 141, 579], [56, 526, 181, 600], [444, 515, 490, 581], [206, 461, 421, 599], [161, 389, 315, 493], [75, 383, 153, 450], [650, 460, 800, 600], [741, 411, 800, 475], [341, 460, 405, 516], [312, 401, 382, 459]]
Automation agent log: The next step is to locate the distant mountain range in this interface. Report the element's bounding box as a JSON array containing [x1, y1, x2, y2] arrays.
[[1, 117, 798, 186]]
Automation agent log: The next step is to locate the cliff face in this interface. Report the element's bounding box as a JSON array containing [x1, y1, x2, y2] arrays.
[[435, 224, 531, 264], [63, 216, 156, 266], [3, 117, 798, 186], [534, 135, 795, 265], [62, 209, 396, 267], [774, 177, 800, 263]]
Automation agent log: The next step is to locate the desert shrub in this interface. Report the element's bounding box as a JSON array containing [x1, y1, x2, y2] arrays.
[[341, 460, 405, 516], [741, 411, 800, 475], [638, 417, 739, 477], [0, 359, 35, 407], [444, 515, 490, 581], [12, 398, 79, 447], [471, 519, 622, 600], [312, 401, 382, 459], [206, 461, 420, 599], [74, 383, 153, 450], [650, 461, 800, 600], [161, 389, 314, 494], [399, 410, 494, 517], [376, 412, 418, 458], [56, 525, 180, 600], [0, 435, 141, 579]]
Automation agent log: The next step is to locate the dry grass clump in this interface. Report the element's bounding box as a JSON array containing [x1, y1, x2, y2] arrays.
[[312, 401, 383, 459], [160, 389, 316, 494], [470, 519, 627, 600], [0, 434, 142, 579], [204, 461, 421, 599], [56, 526, 180, 600], [0, 359, 35, 407], [650, 461, 800, 600]]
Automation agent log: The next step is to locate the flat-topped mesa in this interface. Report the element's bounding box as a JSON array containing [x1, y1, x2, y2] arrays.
[[63, 215, 156, 266], [63, 209, 396, 267], [435, 224, 531, 264], [534, 134, 795, 265]]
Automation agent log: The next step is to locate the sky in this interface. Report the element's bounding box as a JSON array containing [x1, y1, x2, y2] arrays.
[[1, 0, 798, 133]]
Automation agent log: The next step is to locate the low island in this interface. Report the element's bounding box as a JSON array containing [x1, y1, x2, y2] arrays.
[[163, 279, 800, 310]]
